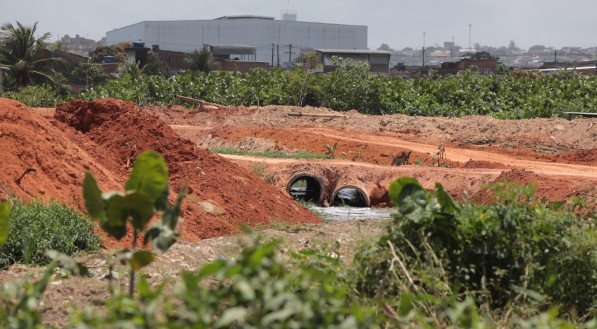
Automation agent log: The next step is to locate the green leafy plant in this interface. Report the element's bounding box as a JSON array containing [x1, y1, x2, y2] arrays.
[[4, 84, 64, 107], [355, 177, 596, 320], [79, 67, 597, 119], [0, 200, 100, 269], [70, 63, 106, 89], [0, 202, 90, 328], [82, 150, 184, 296], [69, 239, 378, 328]]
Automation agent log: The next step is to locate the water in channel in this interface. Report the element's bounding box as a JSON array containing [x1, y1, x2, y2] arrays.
[[308, 205, 393, 221]]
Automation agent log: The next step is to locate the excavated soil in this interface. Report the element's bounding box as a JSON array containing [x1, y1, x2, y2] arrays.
[[147, 104, 597, 164], [473, 169, 596, 204], [0, 99, 121, 207], [0, 98, 319, 249], [54, 99, 320, 247]]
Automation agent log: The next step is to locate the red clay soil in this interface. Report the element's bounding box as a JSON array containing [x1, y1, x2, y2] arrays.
[[552, 148, 597, 165], [0, 98, 121, 208], [211, 126, 456, 167], [473, 168, 594, 204], [461, 160, 511, 169], [55, 99, 320, 247]]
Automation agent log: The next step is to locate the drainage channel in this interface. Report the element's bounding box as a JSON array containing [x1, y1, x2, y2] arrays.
[[309, 205, 393, 221], [286, 174, 391, 220]]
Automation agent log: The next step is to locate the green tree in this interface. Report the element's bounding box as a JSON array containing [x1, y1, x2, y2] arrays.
[[185, 47, 213, 73], [90, 42, 130, 63], [71, 62, 105, 88], [142, 52, 169, 76], [0, 22, 64, 89]]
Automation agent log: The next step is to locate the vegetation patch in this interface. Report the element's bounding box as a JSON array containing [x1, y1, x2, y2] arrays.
[[0, 200, 100, 268], [212, 147, 328, 159], [78, 61, 597, 119]]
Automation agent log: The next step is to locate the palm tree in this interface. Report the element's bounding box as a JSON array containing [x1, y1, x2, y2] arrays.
[[184, 47, 213, 73], [0, 21, 63, 88]]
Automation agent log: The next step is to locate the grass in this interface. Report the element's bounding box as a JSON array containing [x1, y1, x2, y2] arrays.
[[0, 200, 101, 268], [212, 147, 327, 160]]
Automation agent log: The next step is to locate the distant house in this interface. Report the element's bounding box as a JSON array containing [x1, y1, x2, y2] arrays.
[[315, 49, 392, 74], [439, 52, 499, 75], [154, 48, 188, 73], [205, 45, 270, 72], [124, 42, 269, 74]]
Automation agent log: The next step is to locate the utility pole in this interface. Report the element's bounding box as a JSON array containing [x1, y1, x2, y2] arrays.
[[271, 43, 275, 66], [468, 24, 472, 50], [276, 44, 280, 67], [554, 50, 557, 63], [422, 32, 426, 67], [450, 35, 454, 61], [288, 43, 292, 68]]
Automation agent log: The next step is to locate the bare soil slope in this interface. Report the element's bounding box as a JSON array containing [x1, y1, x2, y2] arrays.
[[0, 98, 121, 207], [55, 99, 320, 245], [150, 104, 597, 164]]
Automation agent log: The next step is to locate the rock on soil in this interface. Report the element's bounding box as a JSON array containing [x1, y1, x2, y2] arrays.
[[55, 99, 320, 247]]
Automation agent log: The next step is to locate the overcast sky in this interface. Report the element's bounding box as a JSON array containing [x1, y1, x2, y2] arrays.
[[1, 0, 595, 49]]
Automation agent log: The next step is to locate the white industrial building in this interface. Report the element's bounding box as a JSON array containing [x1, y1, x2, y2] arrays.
[[106, 15, 368, 66]]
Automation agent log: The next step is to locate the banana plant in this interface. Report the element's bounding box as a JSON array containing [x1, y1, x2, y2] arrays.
[[83, 150, 185, 296]]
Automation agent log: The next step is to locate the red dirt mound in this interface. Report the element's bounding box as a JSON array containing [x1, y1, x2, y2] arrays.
[[473, 168, 592, 203], [55, 99, 320, 245], [462, 160, 510, 169], [0, 98, 121, 207]]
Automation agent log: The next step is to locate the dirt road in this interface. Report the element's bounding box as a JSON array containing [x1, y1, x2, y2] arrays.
[[213, 127, 596, 179]]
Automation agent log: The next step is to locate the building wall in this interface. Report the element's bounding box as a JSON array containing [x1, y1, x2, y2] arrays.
[[214, 59, 270, 73], [106, 22, 146, 45], [107, 18, 367, 64]]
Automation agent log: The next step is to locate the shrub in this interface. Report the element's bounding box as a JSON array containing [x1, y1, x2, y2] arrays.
[[354, 178, 596, 318], [0, 200, 100, 268], [69, 240, 378, 328], [70, 63, 106, 88], [79, 68, 597, 119], [4, 85, 64, 107]]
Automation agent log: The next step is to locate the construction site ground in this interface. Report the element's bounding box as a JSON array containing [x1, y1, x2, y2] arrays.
[[147, 104, 597, 206], [2, 100, 595, 326]]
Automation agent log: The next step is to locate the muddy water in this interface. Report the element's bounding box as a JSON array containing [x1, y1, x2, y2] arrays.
[[309, 205, 394, 221]]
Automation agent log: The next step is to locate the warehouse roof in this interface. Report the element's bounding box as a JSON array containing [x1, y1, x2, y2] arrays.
[[216, 15, 275, 20], [316, 49, 392, 55]]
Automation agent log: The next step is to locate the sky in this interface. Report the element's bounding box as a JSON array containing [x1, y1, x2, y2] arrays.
[[1, 0, 596, 50]]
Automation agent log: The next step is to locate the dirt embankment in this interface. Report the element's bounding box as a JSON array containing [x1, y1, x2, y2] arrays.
[[149, 104, 597, 165], [1, 98, 320, 248], [473, 169, 596, 204], [55, 99, 320, 247], [0, 99, 121, 207]]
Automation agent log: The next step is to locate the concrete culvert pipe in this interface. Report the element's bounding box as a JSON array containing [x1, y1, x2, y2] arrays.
[[286, 173, 325, 205], [331, 185, 370, 208]]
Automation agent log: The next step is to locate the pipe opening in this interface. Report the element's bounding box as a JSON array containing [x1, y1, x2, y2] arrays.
[[287, 175, 323, 204], [332, 186, 369, 208]]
